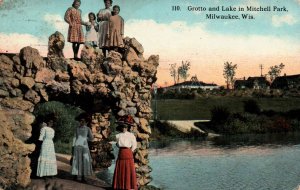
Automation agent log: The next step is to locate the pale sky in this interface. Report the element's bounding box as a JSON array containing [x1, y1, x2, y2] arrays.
[[0, 0, 299, 86]]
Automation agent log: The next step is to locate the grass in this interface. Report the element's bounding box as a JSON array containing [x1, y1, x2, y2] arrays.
[[55, 140, 72, 154], [152, 97, 300, 120]]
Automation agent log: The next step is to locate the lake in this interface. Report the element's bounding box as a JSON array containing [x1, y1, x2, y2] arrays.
[[98, 133, 300, 190]]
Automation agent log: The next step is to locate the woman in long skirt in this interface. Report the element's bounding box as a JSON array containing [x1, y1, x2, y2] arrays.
[[113, 115, 138, 190], [97, 0, 112, 57], [36, 120, 57, 178], [108, 5, 124, 50], [71, 117, 94, 182]]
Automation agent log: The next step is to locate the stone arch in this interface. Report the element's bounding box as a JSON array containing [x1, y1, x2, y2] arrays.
[[0, 31, 158, 188]]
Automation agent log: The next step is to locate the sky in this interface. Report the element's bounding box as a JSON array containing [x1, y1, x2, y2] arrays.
[[0, 0, 299, 86]]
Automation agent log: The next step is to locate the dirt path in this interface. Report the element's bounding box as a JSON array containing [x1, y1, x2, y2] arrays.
[[30, 154, 111, 190]]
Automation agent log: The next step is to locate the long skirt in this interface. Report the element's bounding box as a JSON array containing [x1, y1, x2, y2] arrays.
[[36, 140, 57, 177], [98, 21, 110, 48], [71, 146, 93, 176], [113, 147, 137, 190]]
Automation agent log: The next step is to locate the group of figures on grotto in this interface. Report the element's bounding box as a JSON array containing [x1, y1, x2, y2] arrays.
[[31, 0, 142, 189], [65, 0, 125, 60]]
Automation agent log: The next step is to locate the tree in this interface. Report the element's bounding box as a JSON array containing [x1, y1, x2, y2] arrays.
[[268, 63, 285, 82], [223, 61, 237, 89], [169, 61, 191, 84], [169, 63, 177, 84], [178, 61, 191, 82]]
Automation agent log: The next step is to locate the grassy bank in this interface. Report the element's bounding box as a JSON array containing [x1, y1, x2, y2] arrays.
[[153, 97, 300, 120], [150, 120, 205, 141]]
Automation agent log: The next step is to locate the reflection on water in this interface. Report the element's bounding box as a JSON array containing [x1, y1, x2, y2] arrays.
[[149, 133, 300, 157], [98, 133, 300, 190]]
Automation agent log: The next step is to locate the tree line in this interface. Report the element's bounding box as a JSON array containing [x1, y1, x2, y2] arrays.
[[168, 60, 285, 89], [223, 62, 285, 89]]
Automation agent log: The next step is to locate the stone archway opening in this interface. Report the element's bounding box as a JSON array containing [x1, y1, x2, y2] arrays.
[[27, 100, 84, 178], [0, 31, 158, 188]]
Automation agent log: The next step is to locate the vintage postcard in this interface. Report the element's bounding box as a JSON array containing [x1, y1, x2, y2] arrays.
[[0, 0, 300, 190]]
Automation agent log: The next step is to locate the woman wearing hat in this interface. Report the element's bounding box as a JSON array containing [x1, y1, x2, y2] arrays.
[[112, 115, 138, 190]]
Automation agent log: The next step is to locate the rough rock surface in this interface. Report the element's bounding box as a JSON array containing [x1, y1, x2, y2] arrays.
[[0, 31, 158, 188]]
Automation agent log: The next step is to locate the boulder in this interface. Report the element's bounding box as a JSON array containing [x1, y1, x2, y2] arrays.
[[55, 70, 70, 82], [0, 110, 35, 187], [0, 55, 13, 71], [21, 77, 35, 89], [140, 118, 151, 134], [130, 38, 144, 54], [24, 89, 41, 104], [0, 89, 9, 97], [48, 31, 65, 58], [1, 98, 34, 111], [69, 61, 88, 82], [125, 47, 142, 67], [46, 81, 70, 94], [35, 68, 55, 83], [20, 46, 45, 71]]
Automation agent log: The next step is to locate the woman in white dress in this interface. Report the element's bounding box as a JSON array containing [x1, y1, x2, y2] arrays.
[[84, 12, 99, 48], [36, 120, 57, 178], [97, 0, 112, 57], [71, 117, 94, 183]]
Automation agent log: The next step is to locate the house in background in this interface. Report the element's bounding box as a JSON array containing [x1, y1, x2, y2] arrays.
[[234, 78, 248, 89], [234, 76, 270, 90], [166, 76, 219, 90], [271, 74, 300, 89], [168, 81, 219, 90]]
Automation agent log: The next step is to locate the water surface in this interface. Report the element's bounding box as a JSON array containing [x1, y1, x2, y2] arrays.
[[99, 133, 300, 190]]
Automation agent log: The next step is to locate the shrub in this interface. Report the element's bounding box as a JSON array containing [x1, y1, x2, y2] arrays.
[[268, 116, 291, 132], [157, 88, 198, 99], [210, 105, 230, 124], [54, 140, 72, 154], [261, 109, 278, 117], [222, 113, 262, 134], [229, 118, 250, 134], [290, 119, 300, 130], [243, 99, 260, 114], [33, 101, 84, 143], [286, 109, 300, 120]]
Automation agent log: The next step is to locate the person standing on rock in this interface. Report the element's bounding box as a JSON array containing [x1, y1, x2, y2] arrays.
[[112, 115, 138, 190], [97, 0, 112, 57], [36, 119, 57, 178], [71, 115, 94, 183], [107, 5, 124, 52], [64, 0, 85, 60], [84, 12, 99, 48]]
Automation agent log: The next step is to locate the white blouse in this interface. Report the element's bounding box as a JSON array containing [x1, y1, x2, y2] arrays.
[[116, 131, 137, 152], [85, 21, 99, 42]]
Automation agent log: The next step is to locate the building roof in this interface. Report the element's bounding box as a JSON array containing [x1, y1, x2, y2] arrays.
[[171, 81, 218, 87], [275, 74, 300, 80], [234, 76, 270, 88]]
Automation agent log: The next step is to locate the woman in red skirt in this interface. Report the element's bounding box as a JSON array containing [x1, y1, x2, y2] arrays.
[[113, 115, 138, 190]]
